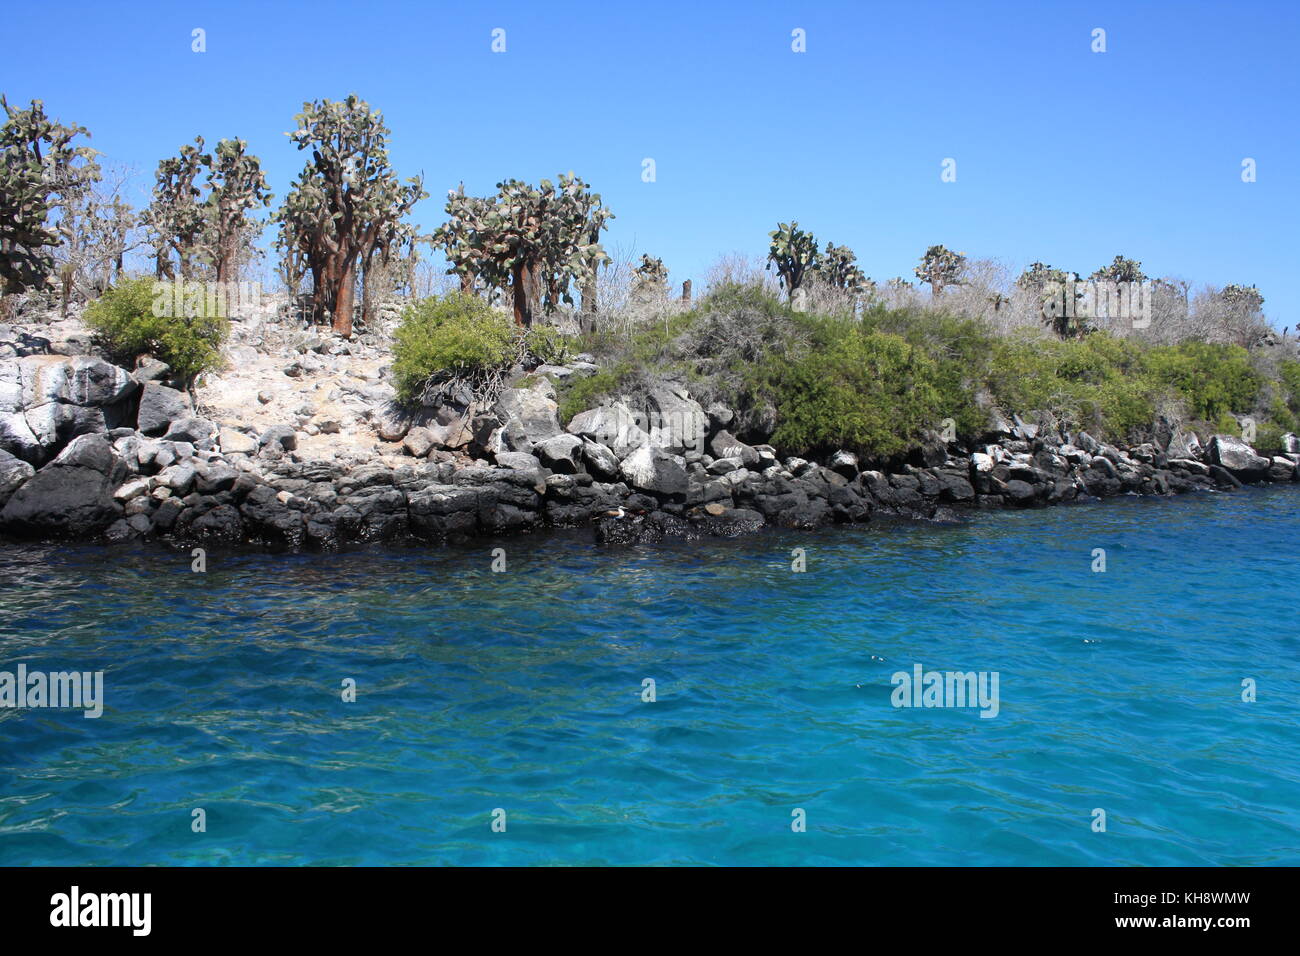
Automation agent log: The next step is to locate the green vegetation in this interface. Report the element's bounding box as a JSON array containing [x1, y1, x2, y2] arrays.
[[754, 318, 941, 458], [554, 282, 1296, 461], [83, 277, 228, 387], [392, 293, 516, 402]]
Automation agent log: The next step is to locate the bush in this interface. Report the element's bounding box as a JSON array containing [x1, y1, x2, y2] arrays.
[[1145, 341, 1262, 422], [861, 306, 995, 439], [392, 294, 518, 402], [754, 315, 942, 459], [83, 277, 228, 387]]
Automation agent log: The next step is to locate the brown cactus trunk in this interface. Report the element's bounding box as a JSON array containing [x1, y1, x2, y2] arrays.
[[333, 258, 356, 337], [511, 260, 538, 328]]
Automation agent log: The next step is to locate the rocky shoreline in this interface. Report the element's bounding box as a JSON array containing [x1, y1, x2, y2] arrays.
[[2, 310, 1296, 553]]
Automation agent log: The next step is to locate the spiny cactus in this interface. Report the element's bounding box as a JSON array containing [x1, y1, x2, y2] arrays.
[[274, 94, 426, 336], [817, 242, 869, 294], [914, 244, 966, 297], [431, 172, 612, 327], [767, 221, 820, 301], [204, 138, 272, 285], [1017, 262, 1087, 338], [1091, 255, 1147, 286], [1221, 283, 1264, 312], [0, 96, 100, 295], [632, 254, 669, 299], [143, 137, 209, 280]]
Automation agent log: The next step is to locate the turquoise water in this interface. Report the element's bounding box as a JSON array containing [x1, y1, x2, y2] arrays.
[[1, 488, 1298, 866]]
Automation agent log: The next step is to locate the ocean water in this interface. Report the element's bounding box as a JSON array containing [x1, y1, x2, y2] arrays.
[[1, 487, 1298, 867]]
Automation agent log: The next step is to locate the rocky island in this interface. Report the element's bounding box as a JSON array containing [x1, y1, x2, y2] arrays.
[[0, 293, 1291, 553]]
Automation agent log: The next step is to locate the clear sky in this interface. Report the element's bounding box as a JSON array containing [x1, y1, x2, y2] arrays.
[[3, 0, 1296, 323]]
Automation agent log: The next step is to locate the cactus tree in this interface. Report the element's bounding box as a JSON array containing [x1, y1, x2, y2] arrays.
[[204, 138, 271, 285], [817, 242, 868, 294], [632, 254, 669, 299], [0, 97, 100, 295], [143, 138, 209, 280], [1090, 255, 1146, 285], [431, 172, 612, 327], [767, 221, 820, 301], [275, 95, 426, 336], [915, 244, 966, 297]]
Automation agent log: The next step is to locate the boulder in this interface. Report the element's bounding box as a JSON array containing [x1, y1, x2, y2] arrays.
[[164, 417, 219, 450], [373, 406, 410, 442], [1207, 435, 1269, 481], [0, 448, 35, 508], [402, 426, 436, 458], [567, 402, 650, 459], [707, 429, 760, 468], [580, 438, 621, 481], [619, 445, 688, 499], [1166, 429, 1203, 460], [259, 424, 298, 452], [136, 383, 190, 436], [427, 417, 474, 450], [494, 451, 543, 472], [1075, 430, 1102, 455], [1269, 456, 1297, 482], [706, 401, 735, 432], [828, 449, 860, 479], [534, 433, 584, 474], [494, 378, 562, 447], [644, 384, 707, 454], [1, 356, 138, 465], [19, 356, 136, 408], [219, 428, 258, 455], [0, 435, 126, 536]]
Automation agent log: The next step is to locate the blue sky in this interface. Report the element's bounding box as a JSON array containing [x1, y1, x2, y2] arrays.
[[3, 0, 1296, 322]]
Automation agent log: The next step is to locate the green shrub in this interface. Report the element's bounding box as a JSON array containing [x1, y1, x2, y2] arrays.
[[862, 306, 994, 438], [755, 316, 942, 459], [558, 366, 625, 424], [392, 294, 517, 402], [1145, 342, 1262, 422], [83, 277, 228, 387]]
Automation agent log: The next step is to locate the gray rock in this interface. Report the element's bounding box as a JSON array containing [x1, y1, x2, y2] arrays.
[[1208, 435, 1269, 480], [20, 356, 137, 408], [1166, 429, 1202, 460], [706, 401, 735, 431], [402, 426, 436, 458], [0, 434, 126, 536], [644, 384, 707, 454], [137, 383, 191, 436], [494, 378, 562, 445], [534, 433, 584, 474], [132, 357, 171, 384], [259, 424, 298, 452], [567, 402, 650, 459], [828, 449, 860, 478], [0, 448, 35, 508], [164, 417, 218, 450], [707, 429, 760, 468], [494, 451, 542, 471], [620, 445, 688, 498], [219, 428, 257, 455], [580, 438, 621, 480]]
